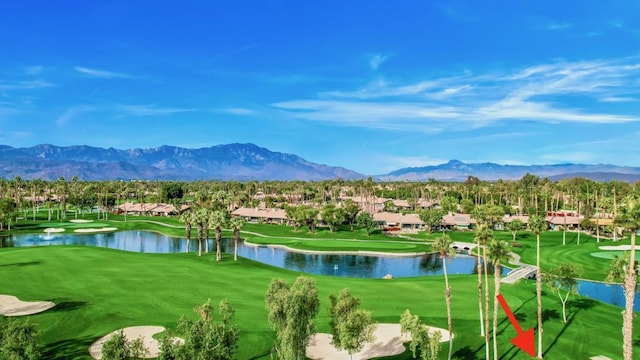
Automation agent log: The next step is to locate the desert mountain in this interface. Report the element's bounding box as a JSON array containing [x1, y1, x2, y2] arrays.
[[379, 160, 640, 182], [0, 143, 364, 181]]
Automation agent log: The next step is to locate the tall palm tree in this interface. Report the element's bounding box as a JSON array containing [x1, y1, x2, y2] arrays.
[[432, 234, 456, 360], [487, 239, 512, 360], [208, 210, 227, 261], [229, 216, 244, 261], [474, 224, 494, 359], [611, 196, 640, 360], [529, 214, 547, 359], [179, 210, 193, 254], [195, 208, 206, 257]]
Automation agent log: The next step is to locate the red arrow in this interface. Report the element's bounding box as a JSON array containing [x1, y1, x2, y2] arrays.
[[497, 294, 536, 357]]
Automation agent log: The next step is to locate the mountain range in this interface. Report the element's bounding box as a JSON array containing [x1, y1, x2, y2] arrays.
[[378, 160, 640, 182], [0, 143, 363, 181], [0, 143, 639, 182]]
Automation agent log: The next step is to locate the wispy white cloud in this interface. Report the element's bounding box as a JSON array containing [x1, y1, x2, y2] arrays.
[[24, 65, 44, 76], [75, 66, 132, 79], [599, 96, 638, 102], [0, 80, 55, 91], [217, 107, 255, 115], [609, 20, 625, 28], [55, 105, 93, 127], [273, 56, 640, 132], [369, 54, 391, 70], [545, 22, 572, 31], [119, 104, 197, 116]]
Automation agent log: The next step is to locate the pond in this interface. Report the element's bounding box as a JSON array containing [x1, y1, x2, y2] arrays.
[[1, 231, 638, 311], [0, 231, 500, 278]]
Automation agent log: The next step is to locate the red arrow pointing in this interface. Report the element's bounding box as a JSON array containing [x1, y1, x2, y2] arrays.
[[497, 294, 536, 357]]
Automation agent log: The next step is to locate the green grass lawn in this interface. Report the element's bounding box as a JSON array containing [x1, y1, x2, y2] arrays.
[[0, 245, 638, 359]]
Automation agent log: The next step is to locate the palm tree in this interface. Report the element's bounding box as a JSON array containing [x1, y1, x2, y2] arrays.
[[611, 196, 640, 360], [432, 234, 456, 360], [473, 224, 493, 359], [179, 210, 193, 254], [195, 208, 206, 257], [229, 216, 244, 261], [208, 210, 227, 261], [529, 214, 547, 359], [487, 239, 512, 360]]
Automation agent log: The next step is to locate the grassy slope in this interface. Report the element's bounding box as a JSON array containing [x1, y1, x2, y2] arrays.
[[1, 246, 638, 360]]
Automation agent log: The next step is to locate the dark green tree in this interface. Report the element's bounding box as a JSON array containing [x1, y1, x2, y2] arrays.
[[356, 212, 377, 236], [0, 318, 41, 360]]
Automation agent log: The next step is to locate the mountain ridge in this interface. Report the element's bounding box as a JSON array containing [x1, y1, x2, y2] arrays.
[[1, 143, 639, 181], [0, 143, 365, 181]]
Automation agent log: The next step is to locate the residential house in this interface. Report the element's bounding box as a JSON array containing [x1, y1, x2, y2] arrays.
[[545, 211, 583, 231], [373, 212, 424, 232], [231, 207, 287, 224], [442, 213, 476, 231], [117, 202, 189, 216]]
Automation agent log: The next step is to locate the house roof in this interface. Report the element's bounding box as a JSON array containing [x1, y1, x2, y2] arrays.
[[373, 212, 424, 225], [117, 202, 187, 214], [231, 207, 287, 220], [503, 215, 530, 224], [392, 199, 411, 208], [442, 213, 475, 226], [545, 215, 583, 225]]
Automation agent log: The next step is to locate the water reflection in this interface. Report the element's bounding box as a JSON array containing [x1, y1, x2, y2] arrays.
[[1, 231, 638, 310]]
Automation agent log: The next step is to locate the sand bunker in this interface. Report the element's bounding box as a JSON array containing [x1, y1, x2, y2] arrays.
[[74, 227, 117, 233], [306, 323, 450, 360], [0, 295, 55, 316], [89, 326, 182, 359], [599, 245, 637, 251], [70, 219, 93, 223], [43, 228, 65, 233]]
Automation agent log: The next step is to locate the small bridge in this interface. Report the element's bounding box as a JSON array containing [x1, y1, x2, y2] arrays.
[[501, 266, 537, 284]]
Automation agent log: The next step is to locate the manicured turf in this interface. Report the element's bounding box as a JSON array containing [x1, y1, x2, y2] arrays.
[[245, 236, 429, 253], [1, 245, 638, 360], [3, 211, 640, 358]]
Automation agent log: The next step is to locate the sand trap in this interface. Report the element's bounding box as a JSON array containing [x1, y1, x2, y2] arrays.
[[74, 227, 117, 233], [590, 356, 613, 360], [70, 219, 93, 223], [43, 228, 65, 233], [89, 326, 184, 359], [599, 245, 637, 251], [306, 323, 450, 360], [0, 295, 55, 316]]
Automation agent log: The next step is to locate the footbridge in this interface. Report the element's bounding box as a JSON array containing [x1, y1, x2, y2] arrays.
[[501, 266, 537, 284]]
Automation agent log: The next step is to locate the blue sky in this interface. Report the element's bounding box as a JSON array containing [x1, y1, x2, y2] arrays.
[[1, 1, 639, 175]]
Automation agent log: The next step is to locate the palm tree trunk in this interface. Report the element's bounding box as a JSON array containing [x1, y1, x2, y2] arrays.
[[216, 228, 222, 261], [537, 233, 543, 359], [197, 224, 203, 257], [622, 231, 636, 360], [476, 240, 485, 337], [443, 257, 453, 360], [493, 261, 501, 360], [234, 230, 239, 261], [185, 224, 191, 254], [483, 244, 490, 360], [204, 226, 210, 253]]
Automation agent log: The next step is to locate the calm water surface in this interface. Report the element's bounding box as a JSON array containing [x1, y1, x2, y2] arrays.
[[1, 231, 637, 310]]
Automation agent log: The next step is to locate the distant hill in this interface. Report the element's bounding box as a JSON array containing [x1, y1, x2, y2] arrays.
[[378, 160, 640, 182], [0, 143, 365, 181], [1, 144, 638, 182]]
